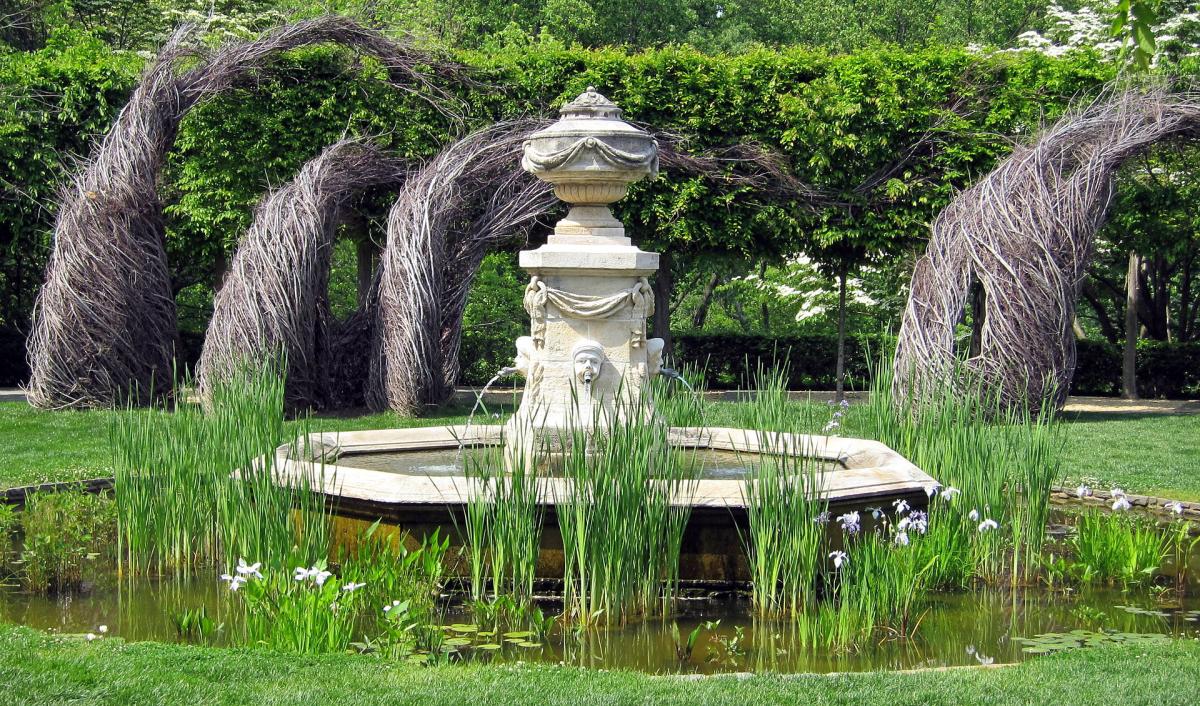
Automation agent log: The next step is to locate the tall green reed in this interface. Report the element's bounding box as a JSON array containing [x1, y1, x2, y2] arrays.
[[741, 432, 827, 617], [461, 433, 544, 606], [860, 353, 1063, 585], [738, 360, 828, 617], [555, 391, 697, 626], [112, 359, 331, 576]]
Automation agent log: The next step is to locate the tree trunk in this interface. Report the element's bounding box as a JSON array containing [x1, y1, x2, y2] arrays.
[[836, 267, 848, 403], [356, 238, 376, 308], [758, 261, 770, 331], [212, 248, 228, 293], [653, 251, 673, 360], [1123, 251, 1140, 399], [691, 272, 721, 329], [1081, 279, 1121, 343]]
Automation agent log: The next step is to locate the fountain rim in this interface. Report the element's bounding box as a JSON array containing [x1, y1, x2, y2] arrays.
[[273, 425, 937, 511]]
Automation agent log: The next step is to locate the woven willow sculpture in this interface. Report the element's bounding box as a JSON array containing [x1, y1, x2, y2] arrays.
[[894, 89, 1200, 412], [197, 140, 406, 411], [25, 17, 457, 409], [368, 120, 557, 414]]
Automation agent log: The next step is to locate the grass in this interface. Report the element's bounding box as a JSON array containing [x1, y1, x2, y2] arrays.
[[2, 623, 1199, 705], [0, 400, 477, 490], [1059, 412, 1200, 502]]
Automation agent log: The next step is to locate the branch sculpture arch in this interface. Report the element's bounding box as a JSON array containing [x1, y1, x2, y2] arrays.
[[369, 120, 557, 414], [894, 89, 1200, 412], [26, 17, 459, 409], [197, 140, 406, 411]]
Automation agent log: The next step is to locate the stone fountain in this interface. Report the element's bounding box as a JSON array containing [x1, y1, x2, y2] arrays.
[[274, 88, 937, 581], [507, 86, 663, 443]]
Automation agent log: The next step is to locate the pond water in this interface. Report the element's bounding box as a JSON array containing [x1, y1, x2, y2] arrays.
[[2, 569, 1197, 673], [335, 447, 838, 480]]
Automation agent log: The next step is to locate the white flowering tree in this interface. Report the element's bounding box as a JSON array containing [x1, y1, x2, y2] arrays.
[[1014, 1, 1199, 66]]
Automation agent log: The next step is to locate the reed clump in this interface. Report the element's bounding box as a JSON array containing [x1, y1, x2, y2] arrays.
[[555, 394, 698, 627], [111, 360, 331, 576]]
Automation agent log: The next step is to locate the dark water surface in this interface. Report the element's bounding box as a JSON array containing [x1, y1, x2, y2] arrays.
[[3, 570, 1197, 673]]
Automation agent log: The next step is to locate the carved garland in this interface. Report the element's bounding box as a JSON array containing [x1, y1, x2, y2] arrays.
[[522, 276, 655, 348]]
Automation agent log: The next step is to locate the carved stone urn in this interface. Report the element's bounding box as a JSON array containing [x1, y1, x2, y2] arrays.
[[506, 87, 664, 449], [522, 86, 658, 240]]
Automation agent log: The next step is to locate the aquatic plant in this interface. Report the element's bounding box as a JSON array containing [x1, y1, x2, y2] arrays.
[[1070, 509, 1166, 587], [461, 439, 543, 606], [335, 520, 448, 627], [18, 489, 116, 592], [232, 559, 367, 654], [741, 430, 827, 617], [111, 359, 331, 576], [860, 353, 1064, 585], [555, 393, 698, 626]]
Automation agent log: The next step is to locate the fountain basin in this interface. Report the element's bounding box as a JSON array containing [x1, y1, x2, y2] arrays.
[[274, 426, 936, 583]]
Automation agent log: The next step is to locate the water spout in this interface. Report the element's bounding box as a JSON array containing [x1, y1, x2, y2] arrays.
[[659, 367, 695, 394], [461, 368, 515, 455]]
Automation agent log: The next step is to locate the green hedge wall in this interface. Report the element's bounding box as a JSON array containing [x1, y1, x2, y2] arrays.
[[1, 38, 1121, 330], [672, 333, 1200, 398]]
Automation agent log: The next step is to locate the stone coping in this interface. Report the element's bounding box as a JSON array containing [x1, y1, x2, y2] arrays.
[[1050, 486, 1200, 520], [274, 425, 937, 510]]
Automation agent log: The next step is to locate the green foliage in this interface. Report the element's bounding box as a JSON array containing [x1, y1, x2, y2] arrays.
[[1070, 509, 1166, 587], [110, 359, 332, 575], [0, 35, 140, 328], [459, 252, 527, 385], [1, 36, 1118, 342], [18, 489, 116, 592]]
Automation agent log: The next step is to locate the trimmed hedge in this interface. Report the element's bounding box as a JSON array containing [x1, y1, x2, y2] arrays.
[[674, 333, 879, 391], [3, 326, 1197, 398], [0, 326, 29, 387], [674, 333, 1200, 398]]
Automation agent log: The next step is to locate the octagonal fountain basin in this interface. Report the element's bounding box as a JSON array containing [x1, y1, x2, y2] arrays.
[[273, 425, 937, 583]]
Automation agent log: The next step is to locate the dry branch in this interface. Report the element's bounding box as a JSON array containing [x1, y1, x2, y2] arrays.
[[197, 140, 406, 411], [25, 16, 461, 409], [368, 119, 557, 414], [894, 88, 1200, 412]]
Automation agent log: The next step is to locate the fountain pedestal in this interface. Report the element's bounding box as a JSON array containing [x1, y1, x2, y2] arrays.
[[506, 87, 663, 443]]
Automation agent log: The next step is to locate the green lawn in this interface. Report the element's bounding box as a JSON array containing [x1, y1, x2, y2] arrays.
[[3, 400, 1199, 502], [1059, 412, 1200, 502], [1, 623, 1196, 705], [0, 401, 480, 490]]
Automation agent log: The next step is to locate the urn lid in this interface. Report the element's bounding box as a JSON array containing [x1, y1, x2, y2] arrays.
[[559, 86, 623, 120]]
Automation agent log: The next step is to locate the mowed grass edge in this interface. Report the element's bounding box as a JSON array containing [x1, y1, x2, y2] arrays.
[[1, 623, 1198, 706]]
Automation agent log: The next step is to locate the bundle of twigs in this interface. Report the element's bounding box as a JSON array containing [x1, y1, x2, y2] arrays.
[[894, 88, 1200, 412], [197, 140, 405, 411], [368, 120, 556, 414], [26, 16, 460, 409]]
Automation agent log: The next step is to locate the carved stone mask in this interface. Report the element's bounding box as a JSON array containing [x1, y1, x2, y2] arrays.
[[571, 340, 605, 386]]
